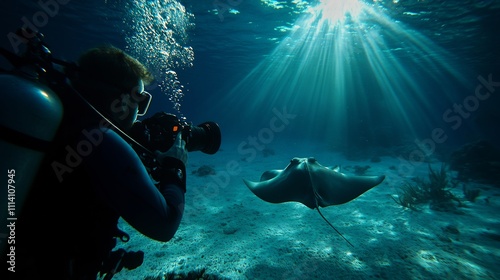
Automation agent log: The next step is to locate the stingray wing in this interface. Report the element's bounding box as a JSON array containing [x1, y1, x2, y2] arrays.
[[243, 167, 317, 209]]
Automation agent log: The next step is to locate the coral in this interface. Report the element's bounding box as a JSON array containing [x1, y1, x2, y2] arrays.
[[392, 164, 463, 212]]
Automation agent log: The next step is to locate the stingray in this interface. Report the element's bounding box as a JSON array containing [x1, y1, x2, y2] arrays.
[[243, 157, 386, 246]]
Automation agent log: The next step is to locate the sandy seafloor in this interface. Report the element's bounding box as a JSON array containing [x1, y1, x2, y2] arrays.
[[113, 138, 500, 280]]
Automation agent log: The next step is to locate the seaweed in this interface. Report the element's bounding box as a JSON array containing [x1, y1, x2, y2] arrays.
[[392, 164, 463, 211], [462, 185, 481, 202], [423, 164, 461, 206], [391, 182, 424, 211]]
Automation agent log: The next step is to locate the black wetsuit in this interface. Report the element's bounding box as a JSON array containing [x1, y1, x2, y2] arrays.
[[14, 120, 185, 279]]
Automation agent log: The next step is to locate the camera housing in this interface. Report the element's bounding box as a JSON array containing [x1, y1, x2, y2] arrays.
[[130, 112, 221, 154]]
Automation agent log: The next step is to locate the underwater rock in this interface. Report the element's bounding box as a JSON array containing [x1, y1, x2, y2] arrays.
[[146, 268, 230, 280], [391, 143, 437, 163], [262, 147, 275, 157], [353, 165, 371, 176], [222, 228, 238, 235], [482, 232, 500, 242], [442, 224, 460, 235], [239, 144, 275, 160], [449, 140, 500, 185], [370, 156, 381, 163], [192, 165, 216, 177]]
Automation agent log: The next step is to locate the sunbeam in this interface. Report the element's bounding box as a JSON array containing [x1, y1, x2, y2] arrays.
[[220, 0, 469, 150], [316, 0, 364, 24]]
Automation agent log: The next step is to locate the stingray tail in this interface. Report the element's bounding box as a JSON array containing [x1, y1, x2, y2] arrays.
[[307, 163, 354, 247], [316, 208, 354, 248]]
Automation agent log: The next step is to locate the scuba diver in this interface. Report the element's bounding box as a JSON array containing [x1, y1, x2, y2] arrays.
[[1, 30, 219, 279]]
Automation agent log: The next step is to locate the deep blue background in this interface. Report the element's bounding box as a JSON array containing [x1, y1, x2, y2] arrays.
[[1, 0, 499, 156]]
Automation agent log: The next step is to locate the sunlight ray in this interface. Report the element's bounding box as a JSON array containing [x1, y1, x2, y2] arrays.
[[220, 0, 470, 147]]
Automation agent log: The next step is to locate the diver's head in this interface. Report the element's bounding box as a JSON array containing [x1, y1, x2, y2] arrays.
[[70, 45, 154, 131], [107, 79, 153, 131]]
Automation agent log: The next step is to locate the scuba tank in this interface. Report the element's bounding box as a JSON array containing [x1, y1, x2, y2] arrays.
[[0, 31, 63, 255], [0, 29, 153, 257], [0, 74, 63, 213], [1, 29, 152, 277]]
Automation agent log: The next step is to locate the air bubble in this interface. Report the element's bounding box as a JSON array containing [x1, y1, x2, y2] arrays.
[[123, 0, 194, 115]]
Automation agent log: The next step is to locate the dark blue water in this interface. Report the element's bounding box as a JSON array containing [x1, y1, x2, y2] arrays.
[[1, 1, 500, 279], [180, 1, 500, 152], [1, 0, 499, 154]]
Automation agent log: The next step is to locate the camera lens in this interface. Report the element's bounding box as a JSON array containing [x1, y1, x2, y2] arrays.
[[129, 112, 221, 155], [187, 121, 221, 154]]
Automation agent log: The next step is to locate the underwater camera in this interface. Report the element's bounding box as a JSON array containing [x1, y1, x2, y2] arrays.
[[130, 112, 221, 154]]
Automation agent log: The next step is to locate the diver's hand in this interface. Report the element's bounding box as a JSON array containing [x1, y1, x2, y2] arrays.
[[155, 133, 188, 192], [156, 133, 188, 166]]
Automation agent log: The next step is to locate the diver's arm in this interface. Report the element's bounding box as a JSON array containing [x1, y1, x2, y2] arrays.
[[83, 128, 185, 242]]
